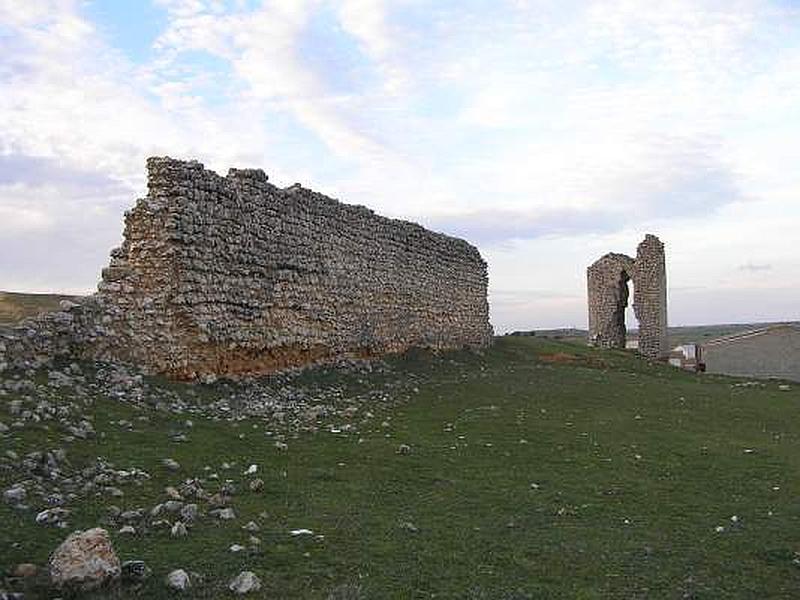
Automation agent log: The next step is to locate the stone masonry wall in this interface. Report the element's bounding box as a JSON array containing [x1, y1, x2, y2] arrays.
[[586, 253, 635, 350], [632, 235, 668, 359], [587, 235, 668, 359], [5, 157, 491, 380]]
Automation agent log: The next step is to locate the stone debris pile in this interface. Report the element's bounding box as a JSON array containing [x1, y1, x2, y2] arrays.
[[0, 157, 492, 380], [0, 353, 439, 545]]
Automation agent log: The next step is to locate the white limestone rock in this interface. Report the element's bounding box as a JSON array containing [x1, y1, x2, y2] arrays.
[[229, 570, 262, 595], [166, 568, 191, 591], [49, 528, 121, 590]]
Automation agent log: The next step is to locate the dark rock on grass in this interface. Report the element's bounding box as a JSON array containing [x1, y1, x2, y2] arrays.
[[121, 560, 150, 584], [35, 507, 69, 527], [180, 503, 198, 522], [209, 507, 236, 520]]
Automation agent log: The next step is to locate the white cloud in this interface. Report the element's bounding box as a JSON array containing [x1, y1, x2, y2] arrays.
[[0, 0, 798, 330], [0, 200, 53, 234], [336, 0, 392, 60]]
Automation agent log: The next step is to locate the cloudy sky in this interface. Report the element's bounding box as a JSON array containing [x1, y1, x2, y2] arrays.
[[1, 0, 798, 332]]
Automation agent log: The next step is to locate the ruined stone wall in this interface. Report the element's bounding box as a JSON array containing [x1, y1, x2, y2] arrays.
[[81, 157, 492, 379], [632, 235, 668, 359], [587, 235, 667, 359], [586, 253, 634, 350]]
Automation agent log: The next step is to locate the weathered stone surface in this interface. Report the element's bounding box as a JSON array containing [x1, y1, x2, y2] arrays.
[[2, 157, 492, 379], [3, 485, 26, 505], [587, 235, 668, 359], [180, 503, 198, 522], [229, 571, 262, 594], [121, 560, 150, 583], [49, 527, 121, 590], [165, 568, 191, 591], [36, 507, 69, 526]]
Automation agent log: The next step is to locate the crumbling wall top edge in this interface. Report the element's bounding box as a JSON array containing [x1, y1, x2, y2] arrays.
[[143, 156, 486, 262]]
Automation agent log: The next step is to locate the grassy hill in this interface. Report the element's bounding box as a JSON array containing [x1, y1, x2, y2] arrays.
[[1, 337, 800, 598], [665, 323, 800, 346], [0, 291, 83, 326], [522, 323, 800, 347]]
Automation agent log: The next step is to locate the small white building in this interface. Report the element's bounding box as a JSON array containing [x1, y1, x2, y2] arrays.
[[669, 343, 701, 371], [702, 324, 800, 382]]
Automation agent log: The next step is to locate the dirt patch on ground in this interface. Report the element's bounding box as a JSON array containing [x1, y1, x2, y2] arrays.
[[539, 352, 581, 364]]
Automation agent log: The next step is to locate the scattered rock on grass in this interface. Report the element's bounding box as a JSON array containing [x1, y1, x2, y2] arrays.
[[171, 521, 188, 537], [49, 528, 121, 591], [180, 503, 199, 522], [210, 507, 236, 520], [166, 569, 191, 591], [162, 458, 181, 471], [3, 486, 26, 505], [399, 521, 419, 533], [121, 560, 150, 583], [11, 563, 38, 578], [229, 571, 262, 595], [165, 486, 182, 500]]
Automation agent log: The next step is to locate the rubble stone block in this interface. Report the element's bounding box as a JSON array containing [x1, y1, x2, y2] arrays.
[[49, 527, 121, 590]]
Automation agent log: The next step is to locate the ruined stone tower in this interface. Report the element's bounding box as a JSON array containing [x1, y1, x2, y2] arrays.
[[587, 235, 668, 359]]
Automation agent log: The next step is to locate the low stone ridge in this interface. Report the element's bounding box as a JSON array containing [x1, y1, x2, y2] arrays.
[[587, 234, 668, 359], [0, 157, 492, 379]]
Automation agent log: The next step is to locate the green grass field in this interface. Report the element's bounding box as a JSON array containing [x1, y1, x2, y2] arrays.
[[2, 337, 800, 598]]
